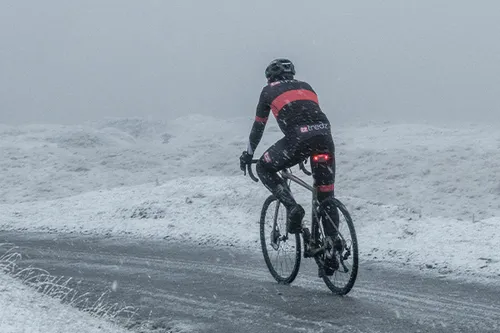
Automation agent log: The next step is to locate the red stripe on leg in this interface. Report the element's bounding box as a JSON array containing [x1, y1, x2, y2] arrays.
[[255, 116, 268, 123], [318, 184, 334, 192]]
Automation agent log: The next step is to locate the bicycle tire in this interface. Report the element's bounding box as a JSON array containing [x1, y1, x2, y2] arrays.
[[314, 197, 359, 295], [260, 195, 301, 284]]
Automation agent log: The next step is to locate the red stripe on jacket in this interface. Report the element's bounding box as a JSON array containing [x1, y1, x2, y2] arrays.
[[270, 89, 318, 117]]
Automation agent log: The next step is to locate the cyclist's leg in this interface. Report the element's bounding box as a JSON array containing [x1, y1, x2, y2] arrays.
[[255, 137, 303, 204], [310, 135, 339, 237], [256, 137, 308, 233], [310, 135, 339, 275]]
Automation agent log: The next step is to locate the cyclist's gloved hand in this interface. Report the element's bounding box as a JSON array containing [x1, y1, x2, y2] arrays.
[[239, 151, 253, 172]]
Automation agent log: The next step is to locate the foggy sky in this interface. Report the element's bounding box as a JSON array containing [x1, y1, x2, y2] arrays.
[[1, 0, 499, 125]]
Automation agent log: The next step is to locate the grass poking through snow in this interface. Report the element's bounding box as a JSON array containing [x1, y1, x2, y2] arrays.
[[0, 243, 137, 326]]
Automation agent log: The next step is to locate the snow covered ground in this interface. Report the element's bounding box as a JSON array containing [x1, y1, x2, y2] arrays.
[[0, 272, 127, 333], [1, 115, 500, 283]]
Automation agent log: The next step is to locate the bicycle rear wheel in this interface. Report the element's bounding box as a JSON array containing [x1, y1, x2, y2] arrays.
[[314, 198, 358, 295], [260, 195, 301, 284]]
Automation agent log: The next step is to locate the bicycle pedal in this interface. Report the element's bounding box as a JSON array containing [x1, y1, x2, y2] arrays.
[[304, 246, 325, 258]]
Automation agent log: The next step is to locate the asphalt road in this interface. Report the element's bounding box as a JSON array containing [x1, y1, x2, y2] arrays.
[[1, 231, 499, 333]]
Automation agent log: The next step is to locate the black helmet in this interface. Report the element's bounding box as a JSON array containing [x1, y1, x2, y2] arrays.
[[265, 58, 295, 81]]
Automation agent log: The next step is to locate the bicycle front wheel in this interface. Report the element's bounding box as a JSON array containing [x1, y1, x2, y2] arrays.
[[260, 195, 301, 284]]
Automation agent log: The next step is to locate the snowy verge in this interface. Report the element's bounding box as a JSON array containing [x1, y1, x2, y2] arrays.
[[1, 175, 499, 284], [0, 272, 127, 333], [0, 244, 136, 332]]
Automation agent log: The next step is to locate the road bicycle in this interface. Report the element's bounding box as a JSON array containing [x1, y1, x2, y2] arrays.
[[245, 156, 358, 295]]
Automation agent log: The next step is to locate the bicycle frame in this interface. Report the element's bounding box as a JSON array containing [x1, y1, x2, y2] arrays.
[[280, 168, 324, 245], [280, 169, 314, 193]]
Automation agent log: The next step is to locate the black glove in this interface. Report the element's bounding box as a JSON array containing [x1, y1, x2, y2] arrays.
[[239, 151, 253, 173]]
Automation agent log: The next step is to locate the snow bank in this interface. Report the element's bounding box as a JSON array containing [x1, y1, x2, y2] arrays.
[[0, 176, 265, 246], [0, 273, 126, 333], [0, 116, 249, 204], [1, 115, 499, 282], [337, 123, 500, 220]]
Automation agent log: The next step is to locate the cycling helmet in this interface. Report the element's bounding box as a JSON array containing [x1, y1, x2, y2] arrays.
[[265, 58, 295, 81]]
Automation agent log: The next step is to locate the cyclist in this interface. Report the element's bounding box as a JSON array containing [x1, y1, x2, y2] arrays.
[[239, 59, 339, 274]]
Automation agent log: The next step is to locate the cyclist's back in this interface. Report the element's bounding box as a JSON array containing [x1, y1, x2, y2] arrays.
[[256, 79, 331, 137]]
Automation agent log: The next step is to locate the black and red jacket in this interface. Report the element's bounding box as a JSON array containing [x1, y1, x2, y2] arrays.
[[247, 79, 331, 154]]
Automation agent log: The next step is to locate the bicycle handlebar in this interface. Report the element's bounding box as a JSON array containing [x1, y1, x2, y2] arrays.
[[246, 159, 260, 182], [245, 159, 311, 183]]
